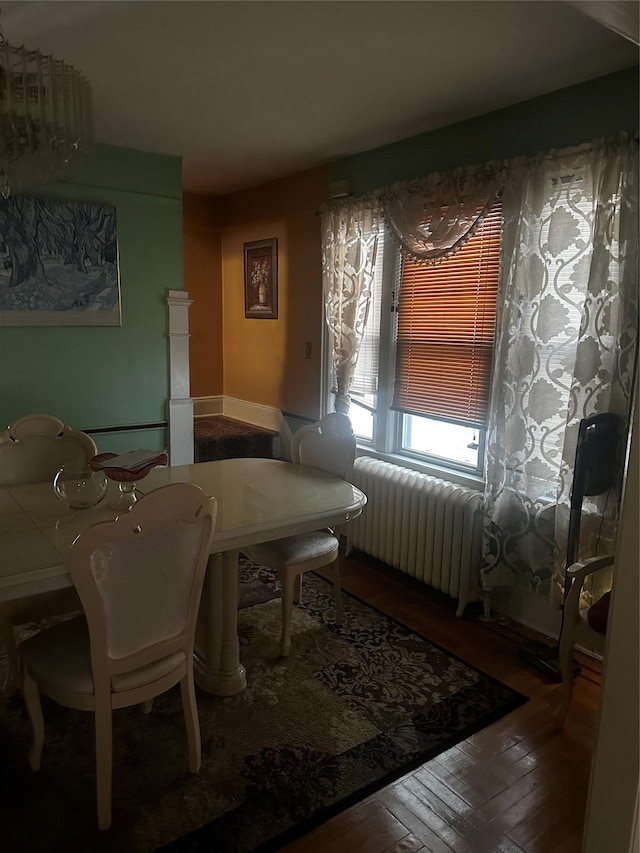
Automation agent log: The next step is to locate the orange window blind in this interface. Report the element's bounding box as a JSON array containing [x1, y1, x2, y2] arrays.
[[392, 200, 502, 429]]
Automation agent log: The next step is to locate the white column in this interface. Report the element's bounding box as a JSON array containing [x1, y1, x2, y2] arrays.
[[166, 289, 194, 466]]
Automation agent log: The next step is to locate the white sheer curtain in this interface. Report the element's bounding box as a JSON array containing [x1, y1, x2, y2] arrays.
[[321, 197, 382, 413], [482, 136, 639, 604]]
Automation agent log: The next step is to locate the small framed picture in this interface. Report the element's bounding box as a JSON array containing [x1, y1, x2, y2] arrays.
[[244, 238, 278, 319]]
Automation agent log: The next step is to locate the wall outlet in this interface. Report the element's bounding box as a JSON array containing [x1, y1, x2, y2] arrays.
[[304, 342, 312, 359]]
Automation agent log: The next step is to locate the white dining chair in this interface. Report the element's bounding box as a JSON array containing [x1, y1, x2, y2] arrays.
[[0, 415, 99, 696], [18, 482, 216, 830], [0, 414, 97, 487], [243, 412, 356, 656]]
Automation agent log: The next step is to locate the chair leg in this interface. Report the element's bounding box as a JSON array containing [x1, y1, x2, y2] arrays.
[[0, 617, 18, 697], [331, 559, 343, 626], [554, 653, 576, 731], [280, 571, 296, 657], [554, 614, 579, 730], [22, 668, 44, 772], [94, 696, 113, 831], [293, 574, 302, 605], [180, 667, 201, 773]]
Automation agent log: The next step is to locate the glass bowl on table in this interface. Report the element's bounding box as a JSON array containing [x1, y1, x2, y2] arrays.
[[53, 465, 109, 509], [89, 450, 168, 511]]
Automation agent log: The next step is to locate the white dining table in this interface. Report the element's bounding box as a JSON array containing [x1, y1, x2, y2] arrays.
[[0, 457, 367, 696]]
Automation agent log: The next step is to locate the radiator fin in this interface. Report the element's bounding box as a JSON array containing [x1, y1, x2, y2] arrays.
[[348, 457, 483, 616]]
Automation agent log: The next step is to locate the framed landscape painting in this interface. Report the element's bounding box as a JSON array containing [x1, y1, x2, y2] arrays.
[[244, 237, 278, 319], [0, 195, 121, 326]]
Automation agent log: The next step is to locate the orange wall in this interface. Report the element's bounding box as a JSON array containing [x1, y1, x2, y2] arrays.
[[183, 193, 224, 398], [219, 167, 328, 419]]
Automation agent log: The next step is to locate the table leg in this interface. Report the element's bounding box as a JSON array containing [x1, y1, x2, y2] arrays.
[[193, 550, 247, 696]]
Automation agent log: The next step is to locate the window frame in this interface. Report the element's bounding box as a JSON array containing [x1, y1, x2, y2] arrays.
[[323, 229, 492, 489]]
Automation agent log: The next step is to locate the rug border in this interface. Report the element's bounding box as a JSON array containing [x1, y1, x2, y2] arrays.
[[164, 567, 528, 852], [251, 571, 528, 851], [255, 702, 526, 853]]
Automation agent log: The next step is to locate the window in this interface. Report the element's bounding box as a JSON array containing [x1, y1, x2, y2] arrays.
[[336, 201, 502, 478]]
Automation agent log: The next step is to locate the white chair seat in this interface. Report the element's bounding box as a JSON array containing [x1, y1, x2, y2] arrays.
[[247, 531, 339, 571], [19, 617, 186, 696]]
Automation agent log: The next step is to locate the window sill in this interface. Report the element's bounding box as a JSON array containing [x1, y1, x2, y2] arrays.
[[355, 445, 484, 491]]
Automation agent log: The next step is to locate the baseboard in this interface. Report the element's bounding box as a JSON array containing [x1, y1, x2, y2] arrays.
[[507, 585, 562, 640], [506, 585, 603, 660], [281, 411, 316, 428], [222, 397, 282, 433], [193, 396, 224, 417], [193, 397, 313, 436]]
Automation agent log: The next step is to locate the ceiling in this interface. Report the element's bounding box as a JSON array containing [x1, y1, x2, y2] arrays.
[[1, 1, 638, 196]]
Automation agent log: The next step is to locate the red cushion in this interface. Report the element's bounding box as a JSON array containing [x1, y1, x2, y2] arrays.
[[587, 591, 610, 635]]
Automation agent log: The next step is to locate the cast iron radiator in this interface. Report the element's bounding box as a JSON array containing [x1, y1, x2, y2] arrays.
[[347, 456, 483, 616]]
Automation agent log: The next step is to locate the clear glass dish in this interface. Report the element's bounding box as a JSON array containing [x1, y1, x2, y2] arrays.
[[53, 465, 108, 509]]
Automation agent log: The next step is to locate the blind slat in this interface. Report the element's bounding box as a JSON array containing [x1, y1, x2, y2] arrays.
[[392, 201, 502, 428]]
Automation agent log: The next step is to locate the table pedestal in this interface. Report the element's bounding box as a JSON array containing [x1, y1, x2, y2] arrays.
[[194, 551, 247, 696]]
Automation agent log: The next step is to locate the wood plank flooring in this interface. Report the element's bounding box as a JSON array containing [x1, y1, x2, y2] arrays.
[[282, 551, 601, 853]]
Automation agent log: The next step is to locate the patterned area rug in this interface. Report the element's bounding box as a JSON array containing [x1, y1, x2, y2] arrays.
[[194, 417, 275, 462], [0, 558, 526, 853]]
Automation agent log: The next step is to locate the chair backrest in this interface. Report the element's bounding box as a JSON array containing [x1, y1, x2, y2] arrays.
[[291, 412, 356, 480], [5, 413, 66, 441], [0, 415, 97, 486], [69, 483, 216, 681]]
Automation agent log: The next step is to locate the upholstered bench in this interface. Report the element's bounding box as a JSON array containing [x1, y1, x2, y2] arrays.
[[194, 416, 277, 462]]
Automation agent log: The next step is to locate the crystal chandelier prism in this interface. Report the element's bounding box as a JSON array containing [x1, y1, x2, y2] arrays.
[[0, 21, 94, 197]]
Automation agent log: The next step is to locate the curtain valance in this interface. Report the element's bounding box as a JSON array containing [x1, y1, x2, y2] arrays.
[[322, 133, 637, 266], [382, 164, 504, 264]]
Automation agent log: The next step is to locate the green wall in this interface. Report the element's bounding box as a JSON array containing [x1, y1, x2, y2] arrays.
[[328, 67, 639, 196], [0, 144, 183, 452]]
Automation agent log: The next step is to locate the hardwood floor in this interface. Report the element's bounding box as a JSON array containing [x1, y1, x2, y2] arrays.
[[282, 551, 602, 853]]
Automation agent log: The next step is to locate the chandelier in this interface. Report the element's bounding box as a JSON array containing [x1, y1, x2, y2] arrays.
[[0, 16, 94, 198]]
